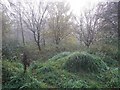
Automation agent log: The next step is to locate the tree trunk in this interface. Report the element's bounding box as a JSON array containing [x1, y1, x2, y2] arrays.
[[19, 5, 25, 46], [37, 42, 41, 51], [21, 27, 25, 46], [33, 32, 41, 51]]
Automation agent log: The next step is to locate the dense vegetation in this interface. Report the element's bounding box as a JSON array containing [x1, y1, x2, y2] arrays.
[[1, 0, 119, 89], [2, 50, 119, 89]]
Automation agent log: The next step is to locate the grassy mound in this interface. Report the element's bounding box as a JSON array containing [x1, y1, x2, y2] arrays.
[[49, 52, 71, 61], [63, 52, 108, 73], [34, 65, 89, 88]]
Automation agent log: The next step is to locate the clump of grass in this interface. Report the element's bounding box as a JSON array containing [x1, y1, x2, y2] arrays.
[[102, 56, 118, 67], [48, 52, 71, 61], [63, 52, 108, 73], [63, 79, 88, 88]]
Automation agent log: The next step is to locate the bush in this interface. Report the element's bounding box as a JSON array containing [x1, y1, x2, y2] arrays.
[[97, 68, 119, 88], [63, 52, 108, 73], [2, 60, 23, 84], [2, 40, 23, 60], [3, 73, 47, 89], [41, 72, 59, 86], [89, 44, 118, 61], [2, 60, 48, 89]]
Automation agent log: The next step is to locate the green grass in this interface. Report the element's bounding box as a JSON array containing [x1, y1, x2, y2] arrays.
[[2, 51, 119, 89], [63, 52, 108, 73]]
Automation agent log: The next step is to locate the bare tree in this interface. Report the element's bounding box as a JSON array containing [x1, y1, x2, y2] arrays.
[[74, 4, 103, 48], [22, 1, 48, 51], [47, 2, 72, 50], [18, 2, 25, 46]]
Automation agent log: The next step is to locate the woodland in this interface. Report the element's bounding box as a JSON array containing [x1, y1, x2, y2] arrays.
[[1, 0, 119, 89]]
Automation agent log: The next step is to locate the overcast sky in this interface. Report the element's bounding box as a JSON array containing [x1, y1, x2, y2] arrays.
[[1, 0, 119, 15]]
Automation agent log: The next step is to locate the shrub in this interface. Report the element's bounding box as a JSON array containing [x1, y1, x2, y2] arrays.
[[97, 68, 119, 88], [19, 75, 48, 89], [89, 44, 118, 61], [41, 73, 59, 86], [63, 52, 108, 73], [2, 60, 23, 84], [3, 72, 47, 89], [2, 40, 23, 60]]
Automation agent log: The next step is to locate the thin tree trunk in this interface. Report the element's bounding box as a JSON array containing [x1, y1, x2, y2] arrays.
[[19, 3, 25, 46], [37, 42, 41, 51], [21, 23, 25, 46]]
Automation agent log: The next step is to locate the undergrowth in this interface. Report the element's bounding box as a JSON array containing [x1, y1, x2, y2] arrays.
[[2, 51, 119, 89]]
